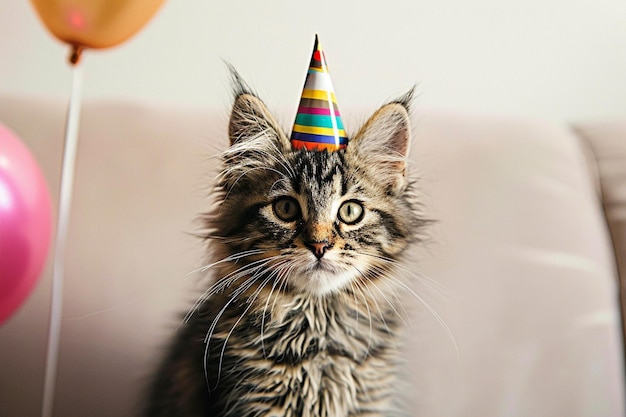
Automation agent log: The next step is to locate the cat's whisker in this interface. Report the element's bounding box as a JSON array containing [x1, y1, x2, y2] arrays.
[[269, 177, 292, 195], [260, 277, 281, 359], [360, 256, 459, 360], [354, 271, 395, 338], [203, 271, 264, 390], [204, 274, 259, 341], [362, 268, 409, 330], [243, 259, 287, 306], [345, 280, 361, 331], [270, 261, 297, 317], [202, 253, 286, 387], [364, 252, 453, 298], [193, 255, 275, 312], [386, 275, 460, 363], [187, 249, 265, 277], [210, 253, 283, 287], [182, 254, 275, 325], [215, 272, 276, 390], [210, 264, 276, 308], [260, 259, 298, 358], [365, 264, 412, 325], [205, 234, 260, 245], [344, 280, 371, 354], [348, 278, 374, 356]]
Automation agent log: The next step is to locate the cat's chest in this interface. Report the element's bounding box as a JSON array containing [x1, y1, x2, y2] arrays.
[[256, 298, 375, 363], [250, 351, 362, 417], [208, 298, 396, 416], [220, 321, 368, 417]]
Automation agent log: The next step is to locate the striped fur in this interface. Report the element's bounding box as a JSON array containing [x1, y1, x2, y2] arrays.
[[144, 74, 425, 417]]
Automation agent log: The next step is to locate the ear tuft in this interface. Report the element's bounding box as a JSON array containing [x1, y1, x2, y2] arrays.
[[226, 62, 256, 101], [388, 85, 416, 113], [226, 67, 289, 150]]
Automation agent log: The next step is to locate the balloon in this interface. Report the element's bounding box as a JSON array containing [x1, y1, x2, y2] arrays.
[[30, 0, 165, 63], [0, 123, 53, 324]]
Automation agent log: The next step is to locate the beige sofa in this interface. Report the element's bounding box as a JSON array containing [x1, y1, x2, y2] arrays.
[[0, 95, 624, 416]]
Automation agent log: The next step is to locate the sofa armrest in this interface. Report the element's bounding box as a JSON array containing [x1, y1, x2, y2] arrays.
[[575, 122, 626, 339]]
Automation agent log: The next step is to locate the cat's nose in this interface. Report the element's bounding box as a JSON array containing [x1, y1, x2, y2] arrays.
[[305, 240, 332, 259]]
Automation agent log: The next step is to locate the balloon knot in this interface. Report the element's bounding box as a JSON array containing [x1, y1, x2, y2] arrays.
[[69, 45, 84, 66]]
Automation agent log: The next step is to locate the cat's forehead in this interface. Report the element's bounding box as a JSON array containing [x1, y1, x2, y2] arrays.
[[286, 150, 349, 198], [291, 149, 345, 176]]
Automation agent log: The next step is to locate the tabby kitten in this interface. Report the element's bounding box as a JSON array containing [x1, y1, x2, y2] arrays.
[[144, 74, 425, 417]]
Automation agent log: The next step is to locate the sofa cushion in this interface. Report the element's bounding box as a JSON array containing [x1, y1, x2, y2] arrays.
[[403, 111, 624, 416]]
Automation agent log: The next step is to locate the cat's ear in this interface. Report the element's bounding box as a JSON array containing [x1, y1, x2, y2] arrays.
[[227, 68, 290, 151], [349, 91, 413, 194], [220, 68, 291, 188], [228, 94, 290, 149]]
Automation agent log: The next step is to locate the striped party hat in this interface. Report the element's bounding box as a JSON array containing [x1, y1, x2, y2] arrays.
[[291, 35, 348, 151]]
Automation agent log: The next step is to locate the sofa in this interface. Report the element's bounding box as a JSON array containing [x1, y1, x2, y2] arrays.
[[0, 94, 624, 416]]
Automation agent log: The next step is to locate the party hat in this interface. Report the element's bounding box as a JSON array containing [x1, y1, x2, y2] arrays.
[[291, 35, 348, 151]]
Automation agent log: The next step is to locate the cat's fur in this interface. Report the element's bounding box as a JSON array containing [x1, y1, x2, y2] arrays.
[[144, 72, 426, 417]]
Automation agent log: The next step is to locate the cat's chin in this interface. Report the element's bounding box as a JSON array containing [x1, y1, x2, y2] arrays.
[[290, 261, 356, 297]]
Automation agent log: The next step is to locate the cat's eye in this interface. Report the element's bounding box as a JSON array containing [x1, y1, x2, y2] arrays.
[[338, 200, 364, 225], [272, 197, 301, 222]]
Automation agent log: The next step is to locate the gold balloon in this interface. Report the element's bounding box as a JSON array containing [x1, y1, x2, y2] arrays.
[[30, 0, 165, 64]]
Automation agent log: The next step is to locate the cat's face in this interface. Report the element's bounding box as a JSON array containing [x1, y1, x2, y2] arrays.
[[207, 87, 421, 297]]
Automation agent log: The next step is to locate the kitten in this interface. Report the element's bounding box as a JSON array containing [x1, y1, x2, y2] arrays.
[[144, 73, 426, 417]]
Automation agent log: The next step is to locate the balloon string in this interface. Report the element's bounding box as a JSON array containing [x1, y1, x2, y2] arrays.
[[41, 62, 83, 417]]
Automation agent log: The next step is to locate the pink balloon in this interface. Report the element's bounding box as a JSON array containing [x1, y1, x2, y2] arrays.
[[0, 123, 52, 324]]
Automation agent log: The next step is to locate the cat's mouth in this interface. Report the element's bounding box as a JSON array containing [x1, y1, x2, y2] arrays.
[[302, 254, 342, 273], [281, 251, 357, 295], [310, 259, 335, 272]]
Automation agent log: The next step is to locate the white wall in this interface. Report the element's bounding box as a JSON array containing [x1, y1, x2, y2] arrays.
[[1, 0, 625, 123]]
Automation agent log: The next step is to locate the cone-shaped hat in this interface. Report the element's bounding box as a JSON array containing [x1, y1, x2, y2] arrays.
[[291, 35, 348, 151]]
